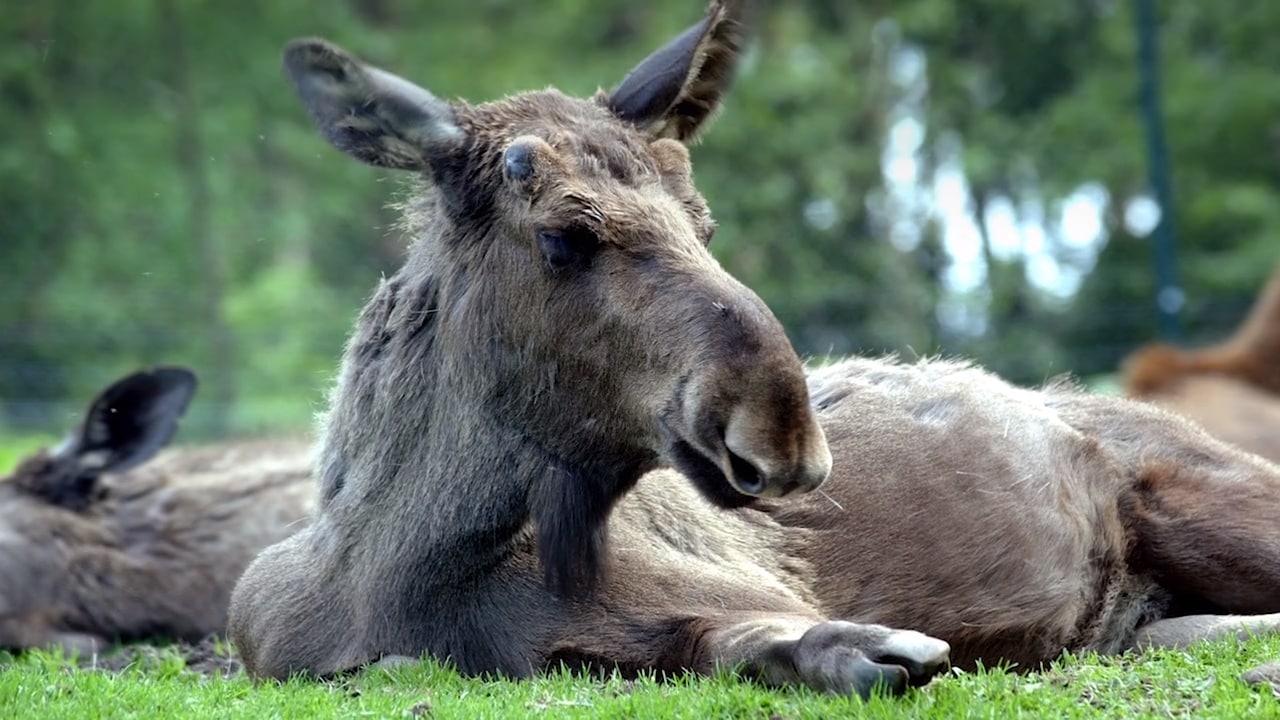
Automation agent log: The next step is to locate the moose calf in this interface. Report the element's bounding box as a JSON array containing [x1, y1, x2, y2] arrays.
[[1, 367, 314, 654], [231, 0, 1280, 700]]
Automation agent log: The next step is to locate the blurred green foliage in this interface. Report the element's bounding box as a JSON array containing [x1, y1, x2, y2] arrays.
[[2, 0, 1278, 440]]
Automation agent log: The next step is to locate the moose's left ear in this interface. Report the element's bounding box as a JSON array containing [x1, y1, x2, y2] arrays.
[[604, 0, 753, 142], [283, 38, 464, 171]]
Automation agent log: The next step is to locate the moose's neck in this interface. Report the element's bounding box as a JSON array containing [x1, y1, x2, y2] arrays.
[[314, 267, 520, 573], [315, 255, 650, 596]]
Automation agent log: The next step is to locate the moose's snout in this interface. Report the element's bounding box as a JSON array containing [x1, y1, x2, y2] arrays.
[[663, 368, 833, 508], [722, 402, 832, 499], [659, 283, 833, 506]]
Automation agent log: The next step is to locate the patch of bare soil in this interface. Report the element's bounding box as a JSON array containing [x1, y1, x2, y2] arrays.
[[77, 635, 243, 678]]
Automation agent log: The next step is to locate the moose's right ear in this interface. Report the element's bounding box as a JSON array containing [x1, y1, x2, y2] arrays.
[[55, 366, 198, 477], [282, 38, 464, 171], [605, 0, 753, 142]]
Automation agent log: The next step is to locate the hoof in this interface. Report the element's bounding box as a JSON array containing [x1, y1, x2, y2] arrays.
[[1242, 660, 1280, 696], [793, 621, 950, 698]]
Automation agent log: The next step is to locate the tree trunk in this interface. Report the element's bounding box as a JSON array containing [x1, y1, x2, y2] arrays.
[[157, 0, 235, 436]]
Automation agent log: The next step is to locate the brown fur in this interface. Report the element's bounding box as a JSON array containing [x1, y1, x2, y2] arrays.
[[787, 360, 1280, 669], [1123, 262, 1280, 462], [230, 1, 1280, 698], [0, 368, 314, 654]]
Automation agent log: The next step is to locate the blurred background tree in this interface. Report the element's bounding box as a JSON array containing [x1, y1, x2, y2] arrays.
[[2, 0, 1278, 442]]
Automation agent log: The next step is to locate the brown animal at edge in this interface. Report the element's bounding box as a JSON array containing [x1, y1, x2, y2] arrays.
[[0, 367, 314, 653], [229, 1, 1280, 699], [1123, 261, 1280, 463]]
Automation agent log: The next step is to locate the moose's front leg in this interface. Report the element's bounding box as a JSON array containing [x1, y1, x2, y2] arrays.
[[692, 614, 951, 698]]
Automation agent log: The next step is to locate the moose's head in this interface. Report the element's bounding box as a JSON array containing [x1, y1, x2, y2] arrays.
[[289, 1, 831, 590]]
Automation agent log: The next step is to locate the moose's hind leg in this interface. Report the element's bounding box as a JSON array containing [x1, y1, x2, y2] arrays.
[[1058, 394, 1280, 615], [1129, 613, 1280, 651], [1121, 457, 1280, 615], [1129, 613, 1280, 690]]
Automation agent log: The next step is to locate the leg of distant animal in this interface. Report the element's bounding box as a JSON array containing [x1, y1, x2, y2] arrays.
[[1128, 614, 1280, 650], [690, 615, 950, 698]]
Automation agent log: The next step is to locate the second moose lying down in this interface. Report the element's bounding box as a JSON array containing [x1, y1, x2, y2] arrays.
[[231, 1, 1280, 699], [1123, 260, 1280, 464], [1, 367, 314, 653]]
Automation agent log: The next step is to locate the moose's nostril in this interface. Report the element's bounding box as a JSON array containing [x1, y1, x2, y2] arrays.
[[727, 449, 765, 495]]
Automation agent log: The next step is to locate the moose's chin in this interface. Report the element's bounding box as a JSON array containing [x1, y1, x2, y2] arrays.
[[665, 437, 761, 510]]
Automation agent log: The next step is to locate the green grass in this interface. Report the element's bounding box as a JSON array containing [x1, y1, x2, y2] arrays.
[[2, 391, 1276, 718], [3, 636, 1280, 720]]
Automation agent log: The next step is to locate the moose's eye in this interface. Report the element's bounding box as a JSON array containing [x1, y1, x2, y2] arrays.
[[504, 143, 536, 182], [537, 226, 600, 271]]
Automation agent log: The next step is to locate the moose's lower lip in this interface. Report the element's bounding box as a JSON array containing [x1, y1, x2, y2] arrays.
[[662, 433, 759, 510]]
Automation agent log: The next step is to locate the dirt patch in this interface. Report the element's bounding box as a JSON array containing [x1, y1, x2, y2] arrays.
[[77, 635, 243, 678]]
